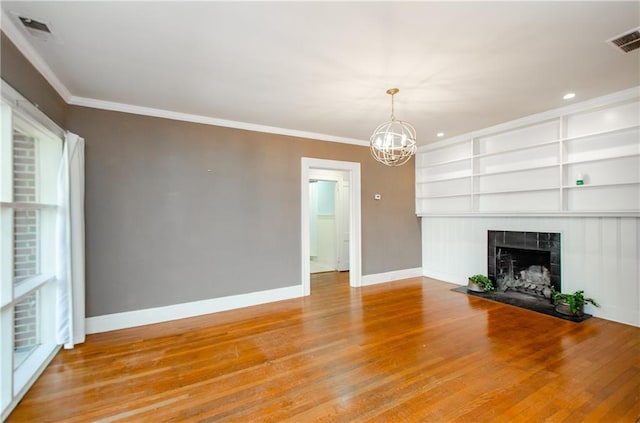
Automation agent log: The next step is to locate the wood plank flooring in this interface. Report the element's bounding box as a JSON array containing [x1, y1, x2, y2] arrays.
[[8, 273, 640, 422]]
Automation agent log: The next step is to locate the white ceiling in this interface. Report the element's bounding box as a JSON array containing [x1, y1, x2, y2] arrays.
[[1, 1, 639, 146]]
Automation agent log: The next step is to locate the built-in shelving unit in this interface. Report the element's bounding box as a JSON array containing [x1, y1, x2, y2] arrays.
[[416, 94, 640, 216]]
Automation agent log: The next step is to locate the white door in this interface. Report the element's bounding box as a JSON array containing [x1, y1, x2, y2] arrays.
[[335, 178, 350, 271]]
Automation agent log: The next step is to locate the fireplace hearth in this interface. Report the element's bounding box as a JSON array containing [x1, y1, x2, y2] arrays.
[[454, 229, 589, 322]]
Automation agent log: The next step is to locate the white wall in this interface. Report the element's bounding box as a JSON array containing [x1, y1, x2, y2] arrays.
[[422, 216, 640, 326]]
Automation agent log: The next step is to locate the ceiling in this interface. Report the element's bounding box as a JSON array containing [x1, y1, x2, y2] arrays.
[[1, 1, 639, 146]]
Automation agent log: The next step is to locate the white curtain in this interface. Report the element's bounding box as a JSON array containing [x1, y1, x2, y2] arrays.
[[55, 132, 86, 348]]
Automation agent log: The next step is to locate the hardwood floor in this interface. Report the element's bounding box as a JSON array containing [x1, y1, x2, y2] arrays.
[[8, 273, 640, 422]]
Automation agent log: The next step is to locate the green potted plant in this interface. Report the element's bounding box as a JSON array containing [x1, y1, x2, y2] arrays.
[[551, 290, 599, 316], [467, 274, 494, 293]]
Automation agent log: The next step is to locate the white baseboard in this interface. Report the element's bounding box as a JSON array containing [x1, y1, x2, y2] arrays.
[[85, 285, 304, 334], [361, 267, 423, 287]]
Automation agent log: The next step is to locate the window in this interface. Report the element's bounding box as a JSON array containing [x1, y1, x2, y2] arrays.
[[1, 99, 62, 419]]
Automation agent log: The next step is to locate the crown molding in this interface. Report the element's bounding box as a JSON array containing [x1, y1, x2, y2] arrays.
[[1, 9, 72, 102], [1, 9, 369, 146], [69, 96, 370, 146]]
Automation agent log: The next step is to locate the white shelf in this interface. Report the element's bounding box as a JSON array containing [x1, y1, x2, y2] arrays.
[[416, 174, 471, 184], [563, 152, 640, 166], [562, 181, 639, 190], [561, 124, 639, 143], [473, 138, 559, 159], [415, 96, 640, 216], [421, 156, 472, 168], [417, 192, 472, 200], [472, 163, 559, 178], [476, 186, 558, 196]]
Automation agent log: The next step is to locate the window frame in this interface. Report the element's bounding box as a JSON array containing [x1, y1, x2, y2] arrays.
[[0, 84, 64, 420]]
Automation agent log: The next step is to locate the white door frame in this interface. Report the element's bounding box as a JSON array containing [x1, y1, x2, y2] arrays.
[[301, 158, 361, 295]]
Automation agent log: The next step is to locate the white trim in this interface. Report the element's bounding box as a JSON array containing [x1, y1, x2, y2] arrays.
[[0, 10, 72, 102], [2, 344, 60, 421], [419, 86, 640, 151], [70, 96, 369, 147], [301, 158, 362, 295], [361, 267, 423, 287], [1, 82, 65, 139], [85, 285, 303, 334], [13, 344, 58, 397], [308, 169, 345, 183], [0, 202, 57, 210], [10, 274, 55, 306]]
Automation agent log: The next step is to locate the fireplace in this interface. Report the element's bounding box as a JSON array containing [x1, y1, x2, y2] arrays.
[[451, 229, 588, 321], [488, 230, 561, 307]]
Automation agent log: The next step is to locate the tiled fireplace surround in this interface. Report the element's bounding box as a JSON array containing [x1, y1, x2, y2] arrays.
[[487, 230, 561, 297]]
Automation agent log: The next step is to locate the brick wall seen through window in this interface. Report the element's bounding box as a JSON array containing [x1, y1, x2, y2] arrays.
[[12, 131, 38, 351]]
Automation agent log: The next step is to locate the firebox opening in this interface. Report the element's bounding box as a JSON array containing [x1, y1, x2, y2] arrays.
[[494, 247, 557, 298]]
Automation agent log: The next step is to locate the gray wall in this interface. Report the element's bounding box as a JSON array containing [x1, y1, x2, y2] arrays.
[[0, 33, 68, 127], [2, 30, 421, 318], [67, 106, 421, 317]]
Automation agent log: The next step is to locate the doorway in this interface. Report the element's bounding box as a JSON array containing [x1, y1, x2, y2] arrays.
[[301, 158, 361, 295], [309, 170, 349, 274]]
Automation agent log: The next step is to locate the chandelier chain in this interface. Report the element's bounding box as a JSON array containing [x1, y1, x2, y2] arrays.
[[390, 93, 395, 121]]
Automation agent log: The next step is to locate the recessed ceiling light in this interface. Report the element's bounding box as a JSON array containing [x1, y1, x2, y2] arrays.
[[436, 132, 445, 137], [563, 92, 576, 100]]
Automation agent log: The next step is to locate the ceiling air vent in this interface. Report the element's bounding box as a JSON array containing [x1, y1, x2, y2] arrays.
[[19, 16, 51, 33], [608, 28, 640, 53], [12, 13, 60, 42]]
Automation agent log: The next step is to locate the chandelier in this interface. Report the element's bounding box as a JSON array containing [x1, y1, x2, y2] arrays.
[[370, 88, 417, 166]]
